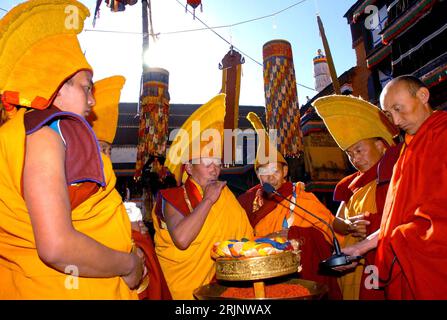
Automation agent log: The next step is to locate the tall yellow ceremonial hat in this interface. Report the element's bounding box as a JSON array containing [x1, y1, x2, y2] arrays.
[[87, 76, 126, 144], [0, 0, 92, 110], [246, 112, 287, 171], [313, 95, 398, 151], [165, 94, 226, 184]]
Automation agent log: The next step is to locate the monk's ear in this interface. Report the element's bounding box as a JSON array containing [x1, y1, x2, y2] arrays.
[[184, 163, 193, 176], [282, 164, 288, 178], [52, 86, 64, 107], [374, 139, 387, 155], [417, 87, 430, 104]]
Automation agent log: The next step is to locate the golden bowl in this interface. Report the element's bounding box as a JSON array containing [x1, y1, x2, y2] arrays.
[[215, 251, 301, 281], [193, 278, 327, 300]]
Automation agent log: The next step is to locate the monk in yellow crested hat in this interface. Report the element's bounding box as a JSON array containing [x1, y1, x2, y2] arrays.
[[312, 95, 398, 151], [239, 111, 341, 244], [236, 112, 346, 299], [0, 0, 145, 299], [165, 93, 226, 184], [151, 93, 253, 299], [88, 75, 126, 157], [88, 75, 173, 300], [0, 0, 92, 115], [312, 94, 400, 300], [246, 111, 287, 172]]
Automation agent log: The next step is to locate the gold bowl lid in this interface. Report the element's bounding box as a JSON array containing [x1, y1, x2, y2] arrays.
[[215, 250, 301, 281]]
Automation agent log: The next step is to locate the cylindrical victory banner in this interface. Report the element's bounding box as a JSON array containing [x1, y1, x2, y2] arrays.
[[263, 39, 303, 157], [135, 67, 170, 179]]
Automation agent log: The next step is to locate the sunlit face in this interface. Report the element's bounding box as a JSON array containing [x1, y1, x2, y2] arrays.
[[53, 70, 95, 118], [256, 162, 287, 190], [99, 140, 112, 158], [345, 138, 386, 173], [380, 81, 431, 135], [185, 157, 221, 189]]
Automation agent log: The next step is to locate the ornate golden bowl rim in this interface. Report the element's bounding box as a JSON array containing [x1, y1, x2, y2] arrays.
[[215, 250, 301, 281]]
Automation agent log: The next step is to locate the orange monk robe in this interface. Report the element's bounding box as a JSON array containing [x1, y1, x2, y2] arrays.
[[377, 111, 447, 299], [152, 178, 253, 300], [238, 182, 340, 244], [0, 109, 137, 299], [238, 181, 343, 300]]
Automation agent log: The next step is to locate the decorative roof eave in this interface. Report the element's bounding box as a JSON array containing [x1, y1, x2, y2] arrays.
[[421, 64, 447, 88], [367, 45, 392, 69], [220, 164, 254, 175], [352, 0, 378, 23], [313, 58, 328, 64], [382, 0, 438, 45], [114, 169, 136, 177], [301, 121, 327, 137], [305, 181, 338, 193]]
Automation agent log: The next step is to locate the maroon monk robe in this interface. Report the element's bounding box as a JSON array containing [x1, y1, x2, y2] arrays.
[[377, 111, 447, 299], [132, 230, 172, 300]]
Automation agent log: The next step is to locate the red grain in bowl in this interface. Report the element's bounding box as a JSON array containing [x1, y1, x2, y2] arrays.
[[220, 283, 311, 299]]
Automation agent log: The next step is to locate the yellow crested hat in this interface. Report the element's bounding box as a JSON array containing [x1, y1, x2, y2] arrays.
[[165, 94, 226, 184], [0, 0, 92, 110], [313, 95, 398, 151], [246, 112, 287, 171], [87, 75, 126, 144]]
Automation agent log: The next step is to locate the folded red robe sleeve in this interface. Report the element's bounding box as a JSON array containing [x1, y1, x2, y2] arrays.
[[132, 229, 172, 300]]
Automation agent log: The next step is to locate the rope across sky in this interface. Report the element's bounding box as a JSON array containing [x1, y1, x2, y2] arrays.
[[83, 0, 317, 92]]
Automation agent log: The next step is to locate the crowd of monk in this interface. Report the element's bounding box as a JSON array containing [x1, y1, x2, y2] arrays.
[[1, 0, 447, 300]]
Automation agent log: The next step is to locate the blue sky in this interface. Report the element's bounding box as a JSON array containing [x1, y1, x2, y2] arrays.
[[1, 0, 357, 106]]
